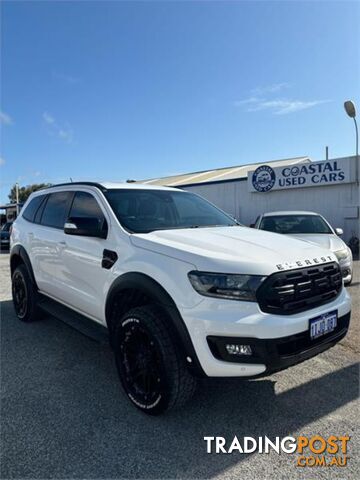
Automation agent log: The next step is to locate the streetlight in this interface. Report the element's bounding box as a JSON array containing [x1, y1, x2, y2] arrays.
[[344, 100, 358, 158], [15, 182, 20, 216]]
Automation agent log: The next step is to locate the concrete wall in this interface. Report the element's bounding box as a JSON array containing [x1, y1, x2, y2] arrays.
[[184, 156, 359, 243]]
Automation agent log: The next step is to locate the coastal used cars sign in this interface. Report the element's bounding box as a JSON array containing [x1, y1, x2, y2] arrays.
[[248, 159, 351, 193]]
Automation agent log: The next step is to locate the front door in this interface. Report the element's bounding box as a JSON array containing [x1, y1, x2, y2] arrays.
[[57, 190, 114, 323]]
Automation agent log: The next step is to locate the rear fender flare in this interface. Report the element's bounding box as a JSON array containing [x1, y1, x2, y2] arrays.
[[10, 245, 38, 289]]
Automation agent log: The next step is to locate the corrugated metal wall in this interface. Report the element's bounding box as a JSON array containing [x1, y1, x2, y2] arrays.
[[184, 157, 359, 243]]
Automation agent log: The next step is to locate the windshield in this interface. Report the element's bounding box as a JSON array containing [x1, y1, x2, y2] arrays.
[[105, 189, 238, 233], [260, 215, 332, 234], [1, 222, 12, 232]]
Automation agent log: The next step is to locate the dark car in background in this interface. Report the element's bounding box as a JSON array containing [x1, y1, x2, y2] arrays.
[[0, 222, 12, 250]]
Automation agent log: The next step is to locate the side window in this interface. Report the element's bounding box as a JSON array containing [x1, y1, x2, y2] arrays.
[[41, 191, 73, 229], [69, 191, 105, 221], [68, 191, 108, 236], [34, 195, 48, 224], [22, 195, 46, 223]]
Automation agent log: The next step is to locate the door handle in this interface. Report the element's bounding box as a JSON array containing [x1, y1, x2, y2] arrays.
[[58, 241, 67, 246]]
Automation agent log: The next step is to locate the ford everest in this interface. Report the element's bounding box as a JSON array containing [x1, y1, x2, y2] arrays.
[[10, 182, 351, 414]]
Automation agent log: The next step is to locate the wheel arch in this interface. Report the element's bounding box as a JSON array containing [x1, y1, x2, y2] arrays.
[[10, 245, 38, 289], [105, 272, 205, 377]]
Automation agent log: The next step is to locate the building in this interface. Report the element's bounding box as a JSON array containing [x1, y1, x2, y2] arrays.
[[138, 155, 359, 242], [0, 203, 23, 224]]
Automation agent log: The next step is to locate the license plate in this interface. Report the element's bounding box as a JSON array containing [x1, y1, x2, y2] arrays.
[[310, 311, 337, 340]]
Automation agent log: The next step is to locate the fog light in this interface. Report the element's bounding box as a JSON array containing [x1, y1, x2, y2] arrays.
[[225, 344, 252, 356]]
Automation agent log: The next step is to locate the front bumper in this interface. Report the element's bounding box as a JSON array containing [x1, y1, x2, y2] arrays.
[[207, 311, 350, 377], [180, 287, 351, 377]]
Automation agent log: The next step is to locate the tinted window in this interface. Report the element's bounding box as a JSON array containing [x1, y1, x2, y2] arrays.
[[105, 189, 237, 233], [41, 192, 73, 229], [22, 195, 46, 222], [69, 191, 105, 220], [34, 196, 48, 224], [259, 215, 332, 234]]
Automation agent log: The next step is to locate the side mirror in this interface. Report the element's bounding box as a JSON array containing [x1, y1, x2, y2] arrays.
[[335, 228, 343, 236], [250, 223, 255, 228], [64, 217, 107, 239]]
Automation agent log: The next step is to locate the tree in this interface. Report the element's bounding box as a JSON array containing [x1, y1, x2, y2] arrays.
[[8, 183, 52, 203]]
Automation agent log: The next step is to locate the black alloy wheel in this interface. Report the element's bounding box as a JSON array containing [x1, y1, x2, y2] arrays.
[[11, 264, 40, 322], [116, 318, 166, 411], [12, 269, 28, 319], [114, 305, 197, 415]]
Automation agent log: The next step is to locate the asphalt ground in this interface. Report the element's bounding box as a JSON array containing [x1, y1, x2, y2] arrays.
[[0, 252, 359, 479]]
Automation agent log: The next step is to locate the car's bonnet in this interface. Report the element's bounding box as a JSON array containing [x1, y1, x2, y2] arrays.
[[288, 233, 346, 252], [131, 226, 338, 275]]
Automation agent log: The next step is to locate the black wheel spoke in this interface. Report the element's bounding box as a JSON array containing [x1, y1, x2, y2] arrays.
[[117, 321, 163, 407], [12, 272, 28, 318]]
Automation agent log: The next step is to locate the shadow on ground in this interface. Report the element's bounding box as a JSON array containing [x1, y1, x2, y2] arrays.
[[1, 300, 358, 479]]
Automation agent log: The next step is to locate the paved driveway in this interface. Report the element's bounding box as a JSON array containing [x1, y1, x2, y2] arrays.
[[0, 252, 359, 479]]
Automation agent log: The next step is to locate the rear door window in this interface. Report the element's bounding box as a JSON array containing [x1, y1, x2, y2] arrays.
[[40, 191, 73, 229], [34, 195, 48, 224], [22, 195, 46, 223]]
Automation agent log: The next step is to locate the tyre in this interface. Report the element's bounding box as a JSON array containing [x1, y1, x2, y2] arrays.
[[114, 304, 197, 415], [12, 263, 40, 322]]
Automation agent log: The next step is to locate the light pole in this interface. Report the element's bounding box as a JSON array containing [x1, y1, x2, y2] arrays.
[[344, 100, 358, 156], [344, 100, 358, 185], [15, 182, 20, 216]]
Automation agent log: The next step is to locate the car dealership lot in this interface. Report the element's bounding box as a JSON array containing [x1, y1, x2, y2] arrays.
[[0, 252, 359, 479]]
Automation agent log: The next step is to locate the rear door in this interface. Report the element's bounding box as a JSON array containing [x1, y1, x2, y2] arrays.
[[58, 190, 113, 322], [31, 191, 74, 298]]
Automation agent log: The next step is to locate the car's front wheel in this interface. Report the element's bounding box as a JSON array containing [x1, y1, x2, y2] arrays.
[[114, 304, 197, 415], [12, 264, 40, 322]]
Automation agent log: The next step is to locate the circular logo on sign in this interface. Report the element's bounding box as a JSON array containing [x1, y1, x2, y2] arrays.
[[252, 165, 276, 192]]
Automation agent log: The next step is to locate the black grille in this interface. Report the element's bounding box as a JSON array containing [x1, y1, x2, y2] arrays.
[[257, 262, 342, 315]]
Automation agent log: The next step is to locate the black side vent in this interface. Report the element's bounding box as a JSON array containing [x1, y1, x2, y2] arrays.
[[102, 249, 118, 269], [256, 262, 342, 315]]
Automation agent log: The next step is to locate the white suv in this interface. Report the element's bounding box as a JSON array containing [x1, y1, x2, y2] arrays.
[[10, 182, 351, 414], [253, 211, 353, 285]]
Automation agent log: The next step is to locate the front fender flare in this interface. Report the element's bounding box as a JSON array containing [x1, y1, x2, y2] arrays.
[[105, 272, 205, 377]]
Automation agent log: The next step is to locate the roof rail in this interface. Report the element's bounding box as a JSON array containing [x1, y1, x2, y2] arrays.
[[43, 182, 107, 192]]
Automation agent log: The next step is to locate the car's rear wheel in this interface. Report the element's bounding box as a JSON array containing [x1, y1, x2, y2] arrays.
[[12, 264, 40, 322], [114, 305, 197, 415]]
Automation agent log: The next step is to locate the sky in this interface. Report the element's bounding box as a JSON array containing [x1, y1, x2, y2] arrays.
[[1, 0, 359, 203]]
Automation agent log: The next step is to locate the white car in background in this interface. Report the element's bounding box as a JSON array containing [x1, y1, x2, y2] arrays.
[[253, 211, 353, 285]]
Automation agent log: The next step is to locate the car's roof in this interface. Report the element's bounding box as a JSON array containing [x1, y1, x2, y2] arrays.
[[262, 211, 320, 217], [99, 182, 178, 191], [43, 182, 180, 192]]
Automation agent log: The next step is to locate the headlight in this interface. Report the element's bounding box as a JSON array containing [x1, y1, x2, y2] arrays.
[[334, 248, 349, 261], [188, 271, 266, 301]]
